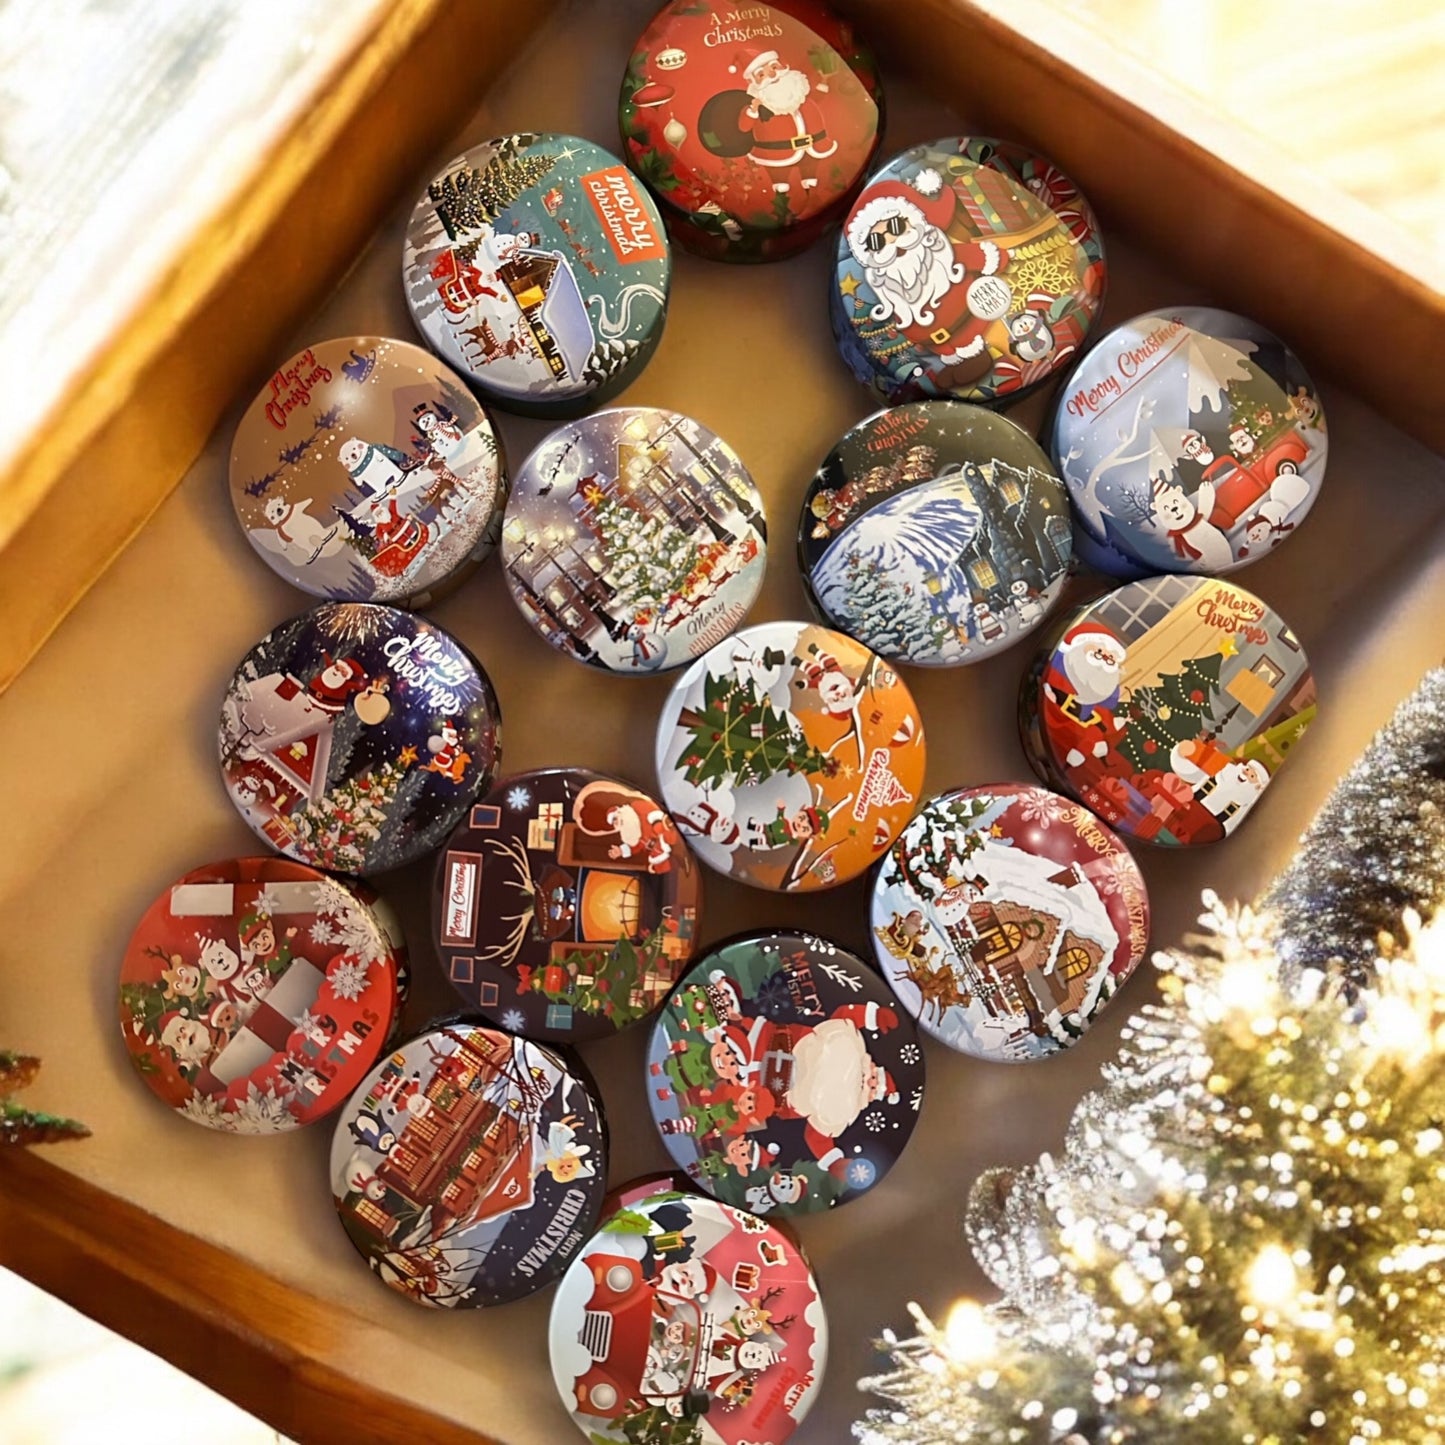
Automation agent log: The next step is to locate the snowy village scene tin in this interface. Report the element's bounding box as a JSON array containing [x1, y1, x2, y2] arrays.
[[501, 407, 767, 673], [228, 337, 507, 607], [654, 622, 927, 892], [832, 137, 1105, 405], [218, 604, 501, 875], [799, 401, 1072, 666], [620, 0, 882, 261], [1050, 307, 1328, 576], [870, 784, 1149, 1062], [433, 768, 703, 1043], [550, 1191, 827, 1442], [330, 1022, 607, 1309], [403, 132, 670, 415], [119, 858, 407, 1132], [646, 931, 924, 1214], [1022, 576, 1317, 846]]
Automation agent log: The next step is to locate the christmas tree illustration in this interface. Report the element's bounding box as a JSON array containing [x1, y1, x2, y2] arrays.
[[839, 553, 952, 658], [285, 758, 414, 873], [523, 935, 667, 1028], [676, 669, 836, 791], [892, 795, 997, 897], [430, 140, 558, 245], [1117, 651, 1225, 771], [587, 481, 700, 613]]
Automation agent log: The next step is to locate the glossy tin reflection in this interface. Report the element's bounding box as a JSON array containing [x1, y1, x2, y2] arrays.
[[799, 402, 1072, 666], [331, 1023, 607, 1308], [871, 784, 1149, 1061], [1022, 576, 1317, 846], [834, 137, 1105, 405], [228, 337, 507, 606], [218, 603, 501, 875], [647, 930, 924, 1213], [1050, 307, 1327, 576], [620, 0, 882, 261], [550, 1192, 826, 1441], [118, 858, 406, 1132], [433, 768, 704, 1042], [654, 621, 927, 891], [502, 407, 767, 673], [402, 133, 670, 414]]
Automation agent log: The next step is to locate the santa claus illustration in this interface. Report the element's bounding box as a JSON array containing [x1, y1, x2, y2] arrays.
[[727, 47, 837, 195], [423, 718, 470, 784], [1042, 622, 1129, 771], [574, 780, 680, 874], [845, 167, 1013, 389], [307, 655, 370, 712], [1169, 740, 1271, 835]]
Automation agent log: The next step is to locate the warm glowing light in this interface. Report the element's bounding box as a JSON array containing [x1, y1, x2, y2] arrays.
[[1244, 1244, 1299, 1310], [944, 1300, 997, 1363], [1216, 955, 1274, 1017]]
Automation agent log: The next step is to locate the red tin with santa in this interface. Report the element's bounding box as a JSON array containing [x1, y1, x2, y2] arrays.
[[1020, 575, 1317, 846], [620, 0, 883, 262], [833, 137, 1106, 405], [432, 768, 704, 1043], [118, 857, 407, 1132]]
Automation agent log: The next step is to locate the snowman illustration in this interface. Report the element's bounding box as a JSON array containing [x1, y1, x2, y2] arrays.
[[262, 495, 344, 563]]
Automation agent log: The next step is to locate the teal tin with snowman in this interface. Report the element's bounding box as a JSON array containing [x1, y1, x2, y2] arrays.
[[402, 132, 672, 419]]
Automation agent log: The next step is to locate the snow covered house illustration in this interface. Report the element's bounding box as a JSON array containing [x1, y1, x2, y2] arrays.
[[496, 248, 594, 382]]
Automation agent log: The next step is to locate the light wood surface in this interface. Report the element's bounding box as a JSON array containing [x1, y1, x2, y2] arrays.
[[2, 3, 1444, 1443]]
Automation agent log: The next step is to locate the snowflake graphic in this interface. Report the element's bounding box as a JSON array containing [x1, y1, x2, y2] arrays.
[[846, 1157, 877, 1188], [178, 1094, 226, 1129], [228, 1081, 296, 1134], [863, 1108, 886, 1133], [505, 785, 533, 811], [1018, 792, 1071, 830], [310, 918, 339, 945], [1085, 852, 1136, 899], [899, 1041, 921, 1065], [501, 1009, 527, 1033], [253, 883, 289, 916], [328, 956, 371, 1001]]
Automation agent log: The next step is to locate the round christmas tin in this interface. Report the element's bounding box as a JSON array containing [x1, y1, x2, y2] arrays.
[[550, 1191, 826, 1440], [871, 784, 1149, 1061], [218, 603, 501, 875], [1020, 576, 1317, 846], [833, 137, 1106, 406], [119, 858, 407, 1132], [647, 931, 924, 1214], [402, 133, 670, 417], [228, 337, 507, 607], [1049, 307, 1328, 576], [654, 621, 927, 891], [433, 768, 704, 1042], [501, 407, 767, 673], [620, 0, 882, 263], [331, 1021, 607, 1308], [799, 401, 1072, 666]]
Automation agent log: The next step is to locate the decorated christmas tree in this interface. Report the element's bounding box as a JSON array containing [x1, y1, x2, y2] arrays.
[[286, 757, 414, 873], [587, 482, 699, 612], [431, 140, 557, 243], [890, 794, 998, 898], [676, 668, 836, 791], [523, 935, 666, 1029], [838, 554, 950, 659], [609, 1404, 704, 1445], [1116, 651, 1223, 771]]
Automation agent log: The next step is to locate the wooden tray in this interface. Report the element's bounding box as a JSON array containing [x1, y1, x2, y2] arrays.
[[2, 3, 1443, 1443]]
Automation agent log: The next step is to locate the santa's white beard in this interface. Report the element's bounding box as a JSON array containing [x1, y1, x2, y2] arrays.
[[787, 1019, 871, 1136], [866, 226, 964, 330], [750, 67, 810, 117], [1062, 642, 1123, 707], [615, 809, 642, 847]]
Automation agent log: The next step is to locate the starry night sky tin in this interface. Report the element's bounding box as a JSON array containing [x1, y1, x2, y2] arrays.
[[502, 407, 767, 674], [228, 336, 507, 607], [403, 132, 670, 416], [433, 768, 703, 1043], [646, 931, 924, 1217], [330, 1022, 607, 1308], [218, 603, 501, 875], [1049, 307, 1327, 576], [799, 401, 1073, 666]]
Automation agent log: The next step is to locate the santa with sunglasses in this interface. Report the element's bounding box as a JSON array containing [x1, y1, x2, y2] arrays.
[[845, 167, 1015, 389]]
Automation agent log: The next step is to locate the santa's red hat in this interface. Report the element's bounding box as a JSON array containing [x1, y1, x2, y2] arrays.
[[1061, 621, 1124, 655], [730, 46, 779, 80]]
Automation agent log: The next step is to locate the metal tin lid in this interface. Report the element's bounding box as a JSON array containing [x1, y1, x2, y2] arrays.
[[620, 0, 882, 262], [218, 603, 501, 875], [799, 401, 1072, 666], [1049, 307, 1328, 576], [228, 337, 508, 607], [871, 783, 1150, 1060], [433, 768, 704, 1042], [834, 137, 1106, 405], [1021, 576, 1317, 846], [118, 858, 406, 1131], [502, 407, 767, 673], [549, 1191, 826, 1439], [402, 133, 670, 416], [646, 930, 924, 1213], [330, 1022, 606, 1307], [600, 1172, 699, 1218], [654, 621, 927, 891]]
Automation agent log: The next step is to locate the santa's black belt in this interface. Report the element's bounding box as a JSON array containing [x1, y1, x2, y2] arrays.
[[753, 131, 829, 150]]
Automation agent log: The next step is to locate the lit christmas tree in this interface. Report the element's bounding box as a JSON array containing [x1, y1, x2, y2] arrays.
[[1116, 652, 1223, 771], [837, 553, 951, 659], [676, 668, 836, 791], [430, 139, 557, 243], [585, 480, 700, 613], [522, 935, 667, 1029]]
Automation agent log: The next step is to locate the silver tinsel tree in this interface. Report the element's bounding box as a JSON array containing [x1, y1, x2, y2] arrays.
[[857, 669, 1445, 1444]]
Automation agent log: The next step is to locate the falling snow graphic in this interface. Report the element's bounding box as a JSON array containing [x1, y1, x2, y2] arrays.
[[505, 785, 532, 811], [848, 1158, 878, 1188]]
